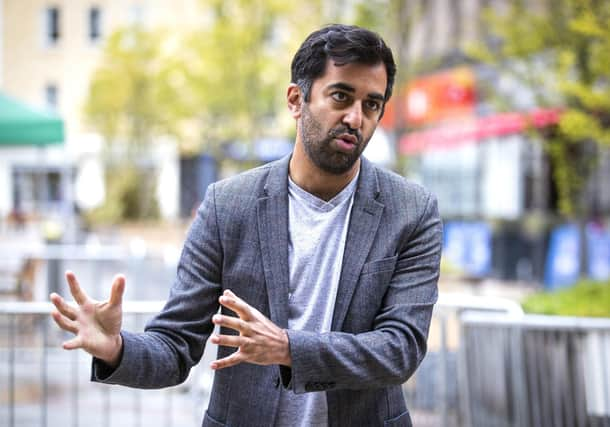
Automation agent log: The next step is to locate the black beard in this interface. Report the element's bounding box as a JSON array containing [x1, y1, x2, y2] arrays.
[[300, 104, 365, 175]]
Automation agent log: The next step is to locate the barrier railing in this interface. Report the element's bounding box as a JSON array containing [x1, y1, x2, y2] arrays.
[[403, 294, 523, 427], [460, 312, 610, 427], [1, 243, 530, 426], [0, 301, 212, 427], [0, 294, 527, 427]]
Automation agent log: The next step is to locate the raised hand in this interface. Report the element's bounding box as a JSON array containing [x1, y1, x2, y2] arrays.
[[49, 270, 125, 367], [210, 289, 291, 370]]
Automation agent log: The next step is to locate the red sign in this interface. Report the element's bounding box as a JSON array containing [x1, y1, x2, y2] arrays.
[[381, 67, 476, 129], [399, 108, 561, 154]]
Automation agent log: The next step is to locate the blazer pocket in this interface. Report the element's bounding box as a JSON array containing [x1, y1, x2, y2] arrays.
[[203, 410, 225, 427], [347, 256, 399, 330], [384, 409, 412, 427], [361, 255, 398, 276]]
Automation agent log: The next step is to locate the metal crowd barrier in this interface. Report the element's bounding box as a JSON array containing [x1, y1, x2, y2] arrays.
[[0, 301, 214, 427], [3, 243, 560, 427], [0, 290, 527, 427], [404, 294, 524, 427], [460, 312, 610, 427]]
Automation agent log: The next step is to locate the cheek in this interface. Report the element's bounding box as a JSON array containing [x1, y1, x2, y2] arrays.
[[363, 122, 378, 141]]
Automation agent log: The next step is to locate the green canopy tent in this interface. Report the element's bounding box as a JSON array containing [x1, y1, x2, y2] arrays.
[[0, 92, 70, 237], [0, 92, 64, 145]]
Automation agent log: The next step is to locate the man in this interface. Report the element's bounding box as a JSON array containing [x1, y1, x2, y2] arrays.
[[50, 24, 442, 427]]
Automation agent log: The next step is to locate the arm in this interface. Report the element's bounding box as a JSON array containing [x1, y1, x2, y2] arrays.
[[286, 193, 442, 392], [91, 185, 224, 388], [211, 193, 442, 393]]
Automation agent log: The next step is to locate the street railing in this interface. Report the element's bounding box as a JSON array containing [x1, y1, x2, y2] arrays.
[[3, 242, 608, 427], [0, 293, 523, 427], [1, 243, 539, 427], [403, 293, 523, 427], [0, 242, 179, 301], [0, 300, 211, 427], [460, 312, 610, 427]]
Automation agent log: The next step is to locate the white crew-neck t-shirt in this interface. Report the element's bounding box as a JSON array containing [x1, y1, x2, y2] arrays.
[[275, 173, 359, 427]]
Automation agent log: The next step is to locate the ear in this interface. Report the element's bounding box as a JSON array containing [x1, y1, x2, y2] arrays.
[[286, 83, 302, 119]]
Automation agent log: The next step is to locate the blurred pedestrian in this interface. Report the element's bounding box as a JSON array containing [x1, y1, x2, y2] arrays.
[[50, 24, 442, 427]]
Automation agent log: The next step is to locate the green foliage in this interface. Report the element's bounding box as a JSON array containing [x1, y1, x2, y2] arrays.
[[83, 2, 327, 221], [84, 28, 181, 149], [85, 1, 326, 157], [174, 0, 316, 154], [522, 280, 610, 317], [469, 0, 610, 218], [84, 28, 175, 222], [85, 166, 159, 226], [84, 1, 424, 221]]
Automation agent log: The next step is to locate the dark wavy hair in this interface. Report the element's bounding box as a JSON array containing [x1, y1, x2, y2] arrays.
[[291, 24, 396, 116]]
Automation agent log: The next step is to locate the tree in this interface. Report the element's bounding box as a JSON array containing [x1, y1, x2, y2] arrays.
[[85, 27, 182, 154], [84, 28, 180, 222], [173, 0, 324, 156], [469, 0, 610, 218], [83, 2, 325, 221]]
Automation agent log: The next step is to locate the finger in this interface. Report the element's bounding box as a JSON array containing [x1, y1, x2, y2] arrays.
[[50, 293, 78, 321], [62, 336, 83, 351], [212, 314, 249, 334], [219, 290, 252, 320], [210, 351, 243, 370], [65, 271, 89, 306], [210, 333, 244, 348], [108, 274, 126, 306], [51, 310, 78, 334]]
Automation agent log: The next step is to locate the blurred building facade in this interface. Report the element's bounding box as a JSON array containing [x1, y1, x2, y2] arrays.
[[0, 0, 518, 227], [2, 0, 607, 286], [1, 0, 203, 139], [382, 0, 610, 287], [0, 0, 204, 225]]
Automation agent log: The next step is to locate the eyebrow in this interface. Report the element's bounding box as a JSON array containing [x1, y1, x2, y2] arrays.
[[327, 82, 385, 102]]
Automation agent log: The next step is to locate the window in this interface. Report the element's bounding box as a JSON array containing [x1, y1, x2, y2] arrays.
[[45, 84, 58, 110], [88, 7, 102, 42], [128, 4, 146, 26], [44, 7, 61, 46], [12, 168, 67, 215]]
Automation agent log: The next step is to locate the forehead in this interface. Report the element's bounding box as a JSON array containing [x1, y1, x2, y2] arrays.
[[313, 60, 387, 97]]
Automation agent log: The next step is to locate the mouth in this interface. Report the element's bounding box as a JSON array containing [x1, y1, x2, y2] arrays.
[[333, 134, 358, 153], [336, 133, 358, 145]]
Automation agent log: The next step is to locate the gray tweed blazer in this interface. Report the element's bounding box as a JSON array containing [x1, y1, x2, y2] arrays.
[[92, 155, 442, 427]]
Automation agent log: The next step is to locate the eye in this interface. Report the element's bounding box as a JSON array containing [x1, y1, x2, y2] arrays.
[[365, 100, 381, 112], [331, 92, 349, 102]]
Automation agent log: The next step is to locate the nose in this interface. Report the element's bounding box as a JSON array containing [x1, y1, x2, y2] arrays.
[[343, 102, 363, 130]]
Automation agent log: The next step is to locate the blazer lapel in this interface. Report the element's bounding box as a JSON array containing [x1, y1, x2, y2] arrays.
[[257, 156, 291, 328], [332, 158, 384, 331]]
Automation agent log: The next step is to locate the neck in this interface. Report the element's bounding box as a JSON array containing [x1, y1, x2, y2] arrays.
[[289, 141, 360, 201]]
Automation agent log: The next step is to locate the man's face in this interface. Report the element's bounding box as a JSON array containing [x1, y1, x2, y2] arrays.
[[298, 60, 387, 175]]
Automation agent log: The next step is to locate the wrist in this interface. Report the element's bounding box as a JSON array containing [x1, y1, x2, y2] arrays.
[[104, 334, 123, 368], [281, 329, 292, 366]]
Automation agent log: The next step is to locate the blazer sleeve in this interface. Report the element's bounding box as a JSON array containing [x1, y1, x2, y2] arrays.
[[284, 192, 442, 394], [91, 184, 223, 388]]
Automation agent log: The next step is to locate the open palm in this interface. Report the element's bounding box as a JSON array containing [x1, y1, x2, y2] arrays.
[[50, 271, 125, 366]]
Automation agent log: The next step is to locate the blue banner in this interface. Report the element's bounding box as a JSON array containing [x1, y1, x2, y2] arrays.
[[544, 224, 580, 290], [586, 224, 610, 282], [443, 221, 492, 278]]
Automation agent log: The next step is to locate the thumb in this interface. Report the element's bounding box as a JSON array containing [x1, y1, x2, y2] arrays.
[[224, 289, 237, 299], [108, 274, 126, 306], [63, 336, 83, 351]]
